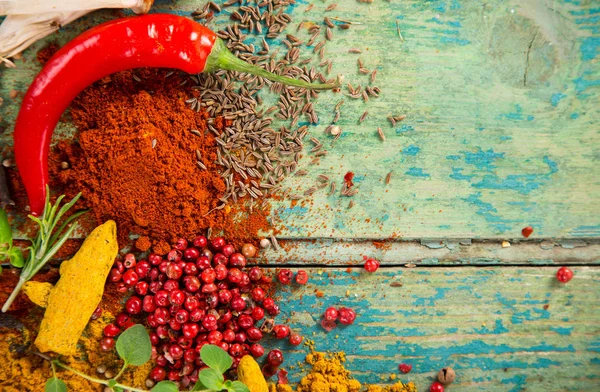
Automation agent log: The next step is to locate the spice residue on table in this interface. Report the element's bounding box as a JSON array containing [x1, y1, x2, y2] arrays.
[[290, 351, 416, 392], [51, 69, 270, 250]]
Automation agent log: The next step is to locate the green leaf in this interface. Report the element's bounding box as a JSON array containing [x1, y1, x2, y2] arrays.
[[200, 344, 233, 373], [198, 368, 224, 390], [223, 380, 233, 388], [0, 209, 12, 249], [115, 324, 152, 366], [107, 379, 117, 388], [45, 377, 67, 392], [228, 381, 251, 392], [191, 378, 208, 391], [8, 247, 24, 267], [151, 381, 179, 392], [113, 387, 124, 392]]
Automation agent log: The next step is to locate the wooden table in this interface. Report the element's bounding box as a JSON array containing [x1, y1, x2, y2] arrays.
[[1, 0, 599, 390]]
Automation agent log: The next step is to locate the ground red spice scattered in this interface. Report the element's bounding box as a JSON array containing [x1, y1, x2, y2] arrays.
[[36, 42, 59, 64], [51, 68, 270, 249], [134, 236, 151, 252]]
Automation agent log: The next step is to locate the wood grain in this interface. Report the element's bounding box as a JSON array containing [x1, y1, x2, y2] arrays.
[[0, 1, 598, 390], [1, 1, 599, 240], [277, 266, 600, 391]]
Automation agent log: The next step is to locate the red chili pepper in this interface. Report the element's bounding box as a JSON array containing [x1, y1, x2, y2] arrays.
[[14, 14, 337, 216]]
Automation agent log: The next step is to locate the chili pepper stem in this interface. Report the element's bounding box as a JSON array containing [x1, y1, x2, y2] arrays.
[[205, 38, 339, 90]]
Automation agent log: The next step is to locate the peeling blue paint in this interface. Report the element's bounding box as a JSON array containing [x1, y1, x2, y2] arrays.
[[551, 92, 567, 107], [581, 36, 600, 61], [574, 72, 600, 94], [550, 326, 574, 336], [472, 174, 543, 195], [446, 155, 461, 161], [406, 167, 431, 178], [569, 226, 600, 237], [543, 156, 559, 173], [501, 375, 527, 392], [440, 36, 470, 46], [463, 194, 513, 233], [396, 124, 415, 134], [474, 319, 510, 334], [511, 308, 551, 325], [449, 168, 473, 181], [462, 148, 504, 171], [402, 145, 421, 156], [414, 288, 449, 306], [498, 104, 526, 121]]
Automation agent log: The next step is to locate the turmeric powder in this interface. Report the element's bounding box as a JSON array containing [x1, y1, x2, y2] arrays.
[[365, 382, 418, 392], [292, 351, 417, 392], [297, 352, 361, 392]]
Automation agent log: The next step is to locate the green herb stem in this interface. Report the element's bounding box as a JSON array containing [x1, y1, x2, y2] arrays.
[[53, 361, 147, 392], [114, 362, 128, 381], [1, 189, 85, 313]]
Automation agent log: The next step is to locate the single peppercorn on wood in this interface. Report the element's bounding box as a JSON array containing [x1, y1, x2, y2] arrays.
[[35, 220, 118, 355]]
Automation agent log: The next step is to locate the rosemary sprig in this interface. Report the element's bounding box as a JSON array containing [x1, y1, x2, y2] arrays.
[[1, 188, 86, 313]]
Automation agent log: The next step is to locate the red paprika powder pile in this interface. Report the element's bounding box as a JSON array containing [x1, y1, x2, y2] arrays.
[[51, 68, 269, 251]]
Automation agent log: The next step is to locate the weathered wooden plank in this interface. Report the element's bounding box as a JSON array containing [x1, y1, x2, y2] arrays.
[[276, 266, 600, 391], [258, 238, 600, 265], [1, 1, 599, 240]]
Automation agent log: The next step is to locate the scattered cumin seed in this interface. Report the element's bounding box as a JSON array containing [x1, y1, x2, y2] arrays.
[[325, 3, 338, 11], [348, 200, 355, 209], [385, 171, 393, 184], [370, 69, 377, 83], [330, 182, 337, 195], [326, 27, 333, 40], [270, 235, 280, 250], [304, 186, 317, 196], [359, 111, 368, 123], [377, 127, 386, 141]]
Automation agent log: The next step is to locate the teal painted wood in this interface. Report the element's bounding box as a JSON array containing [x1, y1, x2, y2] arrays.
[[258, 238, 600, 265], [276, 266, 600, 391], [0, 0, 599, 240]]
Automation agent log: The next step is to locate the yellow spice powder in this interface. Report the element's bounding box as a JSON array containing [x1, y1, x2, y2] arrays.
[[270, 351, 416, 392]]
